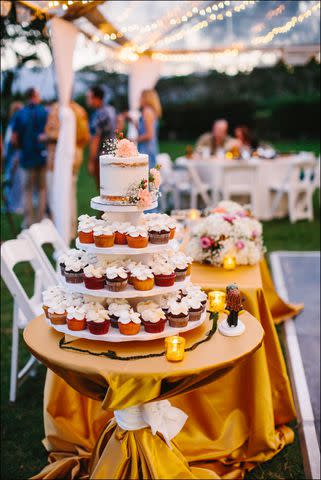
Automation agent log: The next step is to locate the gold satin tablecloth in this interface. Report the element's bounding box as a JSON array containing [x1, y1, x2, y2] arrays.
[[25, 313, 264, 479], [25, 259, 300, 479]]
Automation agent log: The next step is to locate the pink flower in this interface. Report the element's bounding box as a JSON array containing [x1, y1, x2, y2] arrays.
[[223, 215, 235, 224], [252, 230, 258, 239], [200, 236, 212, 249], [150, 168, 161, 188], [235, 240, 245, 250], [138, 188, 151, 208], [116, 139, 138, 157]]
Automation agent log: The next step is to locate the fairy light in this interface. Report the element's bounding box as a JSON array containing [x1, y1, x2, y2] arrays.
[[152, 1, 256, 49], [252, 1, 320, 46], [251, 3, 285, 33]]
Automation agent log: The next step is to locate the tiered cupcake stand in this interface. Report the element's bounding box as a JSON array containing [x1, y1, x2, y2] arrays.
[[52, 199, 206, 343]]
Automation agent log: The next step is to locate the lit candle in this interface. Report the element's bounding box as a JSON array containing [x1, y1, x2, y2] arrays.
[[208, 291, 226, 313], [223, 255, 236, 270], [188, 209, 200, 221], [225, 151, 233, 160], [165, 336, 185, 362]]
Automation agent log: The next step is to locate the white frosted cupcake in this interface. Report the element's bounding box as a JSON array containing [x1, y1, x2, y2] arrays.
[[118, 310, 141, 335], [108, 302, 131, 328], [48, 301, 67, 325], [141, 308, 167, 333], [131, 266, 154, 291], [151, 261, 176, 287], [126, 226, 149, 248], [148, 222, 170, 244], [105, 266, 128, 292], [86, 308, 110, 335], [167, 300, 189, 328], [64, 257, 85, 284], [112, 222, 131, 245], [93, 224, 115, 248], [83, 264, 106, 290], [182, 296, 204, 321], [66, 305, 87, 331], [136, 301, 160, 314]]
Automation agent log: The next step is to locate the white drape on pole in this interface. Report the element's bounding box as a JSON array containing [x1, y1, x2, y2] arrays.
[[128, 56, 161, 139], [50, 17, 77, 244]]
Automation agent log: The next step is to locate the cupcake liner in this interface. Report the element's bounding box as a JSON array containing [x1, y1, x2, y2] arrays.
[[168, 314, 189, 328], [143, 319, 167, 333], [188, 309, 203, 321], [67, 318, 86, 331], [115, 232, 127, 245], [148, 232, 170, 244], [110, 317, 119, 329], [59, 264, 65, 276], [169, 227, 176, 240], [78, 231, 94, 244], [119, 322, 141, 335], [126, 236, 149, 248], [105, 279, 128, 292], [83, 275, 106, 290], [65, 271, 84, 284], [174, 268, 187, 282], [94, 234, 115, 248], [49, 312, 67, 325], [87, 320, 110, 335], [43, 305, 50, 319], [132, 277, 155, 291], [154, 273, 176, 287]]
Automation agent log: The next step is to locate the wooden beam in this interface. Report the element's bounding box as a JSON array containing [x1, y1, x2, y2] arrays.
[[82, 6, 129, 46]]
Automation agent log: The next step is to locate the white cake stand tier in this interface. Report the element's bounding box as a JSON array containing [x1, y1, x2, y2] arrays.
[[47, 311, 206, 343], [59, 275, 190, 299], [90, 196, 158, 224], [76, 238, 176, 255]]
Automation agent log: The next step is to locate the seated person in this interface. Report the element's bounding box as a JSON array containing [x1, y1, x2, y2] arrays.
[[234, 125, 258, 152], [195, 119, 238, 157]]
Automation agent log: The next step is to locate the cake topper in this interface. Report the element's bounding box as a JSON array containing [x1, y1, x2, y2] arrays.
[[218, 283, 246, 336]]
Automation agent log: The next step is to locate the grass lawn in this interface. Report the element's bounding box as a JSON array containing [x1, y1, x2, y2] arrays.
[[1, 139, 320, 479]]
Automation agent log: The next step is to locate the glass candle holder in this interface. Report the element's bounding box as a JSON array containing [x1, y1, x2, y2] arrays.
[[208, 291, 226, 313], [165, 336, 185, 362], [223, 255, 236, 270]]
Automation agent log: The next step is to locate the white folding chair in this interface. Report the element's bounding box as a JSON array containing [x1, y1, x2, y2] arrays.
[[185, 163, 212, 209], [219, 164, 258, 212], [19, 219, 68, 282], [1, 237, 55, 402], [269, 159, 317, 222]]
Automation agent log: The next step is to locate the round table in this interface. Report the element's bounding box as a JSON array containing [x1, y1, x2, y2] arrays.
[[24, 312, 264, 479]]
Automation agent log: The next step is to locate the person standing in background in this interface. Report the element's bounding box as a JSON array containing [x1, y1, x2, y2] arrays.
[[11, 88, 48, 227], [41, 100, 90, 237], [137, 89, 162, 169], [3, 101, 24, 214], [86, 85, 116, 189]]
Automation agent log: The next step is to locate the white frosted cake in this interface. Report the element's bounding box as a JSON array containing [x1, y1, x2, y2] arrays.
[[100, 154, 149, 204]]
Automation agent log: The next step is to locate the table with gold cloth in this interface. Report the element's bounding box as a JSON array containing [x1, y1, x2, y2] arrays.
[[25, 259, 302, 480], [25, 312, 263, 479]]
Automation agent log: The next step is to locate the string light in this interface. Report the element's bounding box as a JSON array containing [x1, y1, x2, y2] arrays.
[[252, 1, 320, 46], [251, 3, 285, 33]]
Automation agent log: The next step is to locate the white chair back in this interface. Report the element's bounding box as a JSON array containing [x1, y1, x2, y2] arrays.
[[221, 163, 258, 190], [156, 153, 173, 179], [20, 219, 68, 282]]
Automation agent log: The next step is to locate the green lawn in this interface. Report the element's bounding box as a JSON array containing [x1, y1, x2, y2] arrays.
[[1, 139, 319, 480]]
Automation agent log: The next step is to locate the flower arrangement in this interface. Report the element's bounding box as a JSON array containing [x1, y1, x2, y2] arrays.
[[186, 201, 265, 266]]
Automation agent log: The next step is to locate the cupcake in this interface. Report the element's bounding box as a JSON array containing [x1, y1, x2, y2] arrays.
[[126, 227, 149, 249], [83, 264, 106, 290], [64, 257, 85, 284], [118, 310, 141, 335], [78, 218, 96, 244], [81, 252, 98, 268], [58, 249, 82, 276], [136, 300, 159, 314], [42, 286, 65, 318], [86, 308, 110, 335], [131, 266, 154, 291], [167, 300, 189, 328], [113, 222, 131, 245], [108, 301, 131, 329], [151, 262, 176, 287], [158, 293, 179, 317], [148, 223, 170, 244], [172, 256, 188, 282], [66, 306, 87, 331], [48, 302, 67, 325], [65, 292, 85, 308], [141, 308, 167, 333], [93, 225, 115, 248], [168, 221, 176, 240], [105, 266, 128, 292], [182, 296, 204, 321], [185, 256, 193, 276], [123, 260, 139, 285]]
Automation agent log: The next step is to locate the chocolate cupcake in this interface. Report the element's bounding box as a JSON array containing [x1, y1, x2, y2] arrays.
[[108, 301, 131, 329], [105, 266, 128, 292], [64, 257, 85, 284], [183, 296, 204, 321], [167, 300, 189, 328], [148, 223, 170, 245]]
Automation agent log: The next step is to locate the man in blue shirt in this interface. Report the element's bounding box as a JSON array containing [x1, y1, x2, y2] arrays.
[[12, 88, 48, 227], [86, 85, 116, 189]]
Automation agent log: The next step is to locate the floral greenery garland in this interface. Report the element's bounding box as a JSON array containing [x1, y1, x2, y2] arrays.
[[58, 313, 218, 361]]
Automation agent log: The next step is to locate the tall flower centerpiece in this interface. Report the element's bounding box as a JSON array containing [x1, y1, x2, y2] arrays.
[[186, 201, 265, 266]]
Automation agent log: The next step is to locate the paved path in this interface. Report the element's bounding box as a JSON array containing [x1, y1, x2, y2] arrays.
[[275, 252, 320, 446]]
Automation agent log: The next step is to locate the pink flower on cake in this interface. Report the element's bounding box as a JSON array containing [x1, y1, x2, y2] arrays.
[[116, 139, 138, 157], [200, 236, 212, 249], [150, 168, 161, 188], [138, 188, 151, 208], [223, 215, 235, 224], [235, 240, 245, 250], [251, 230, 258, 239]]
